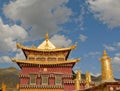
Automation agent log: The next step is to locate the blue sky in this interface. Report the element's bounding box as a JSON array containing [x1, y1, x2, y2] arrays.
[[0, 0, 120, 78]]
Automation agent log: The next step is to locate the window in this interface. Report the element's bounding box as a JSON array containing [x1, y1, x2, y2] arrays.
[[29, 74, 37, 85], [41, 75, 49, 85], [55, 75, 62, 85]]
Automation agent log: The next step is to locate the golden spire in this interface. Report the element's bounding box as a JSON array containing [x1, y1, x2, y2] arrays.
[[2, 82, 6, 91], [75, 70, 81, 90], [86, 71, 91, 83], [16, 83, 19, 89], [46, 32, 49, 42], [45, 32, 49, 48], [85, 71, 91, 88], [100, 50, 114, 82], [76, 70, 81, 81]]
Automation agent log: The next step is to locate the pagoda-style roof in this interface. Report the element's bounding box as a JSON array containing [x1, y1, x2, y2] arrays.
[[17, 43, 76, 52], [12, 59, 80, 65], [16, 32, 76, 52]]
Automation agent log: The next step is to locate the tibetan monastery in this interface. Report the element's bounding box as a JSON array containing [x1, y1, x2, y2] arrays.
[[11, 33, 120, 91], [12, 33, 80, 91]]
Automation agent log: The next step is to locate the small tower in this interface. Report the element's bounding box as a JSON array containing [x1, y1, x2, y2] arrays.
[[1, 82, 6, 91], [85, 71, 91, 88], [100, 50, 114, 82], [75, 70, 81, 90], [16, 83, 19, 89]]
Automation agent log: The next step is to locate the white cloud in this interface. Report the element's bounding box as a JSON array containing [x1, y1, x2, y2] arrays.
[[15, 49, 25, 60], [79, 34, 87, 42], [3, 0, 72, 40], [77, 6, 86, 30], [0, 18, 27, 53], [0, 56, 11, 63], [0, 50, 25, 63], [112, 53, 120, 72], [84, 51, 100, 58], [50, 34, 72, 47], [87, 0, 120, 28], [0, 55, 19, 68], [103, 44, 116, 51], [116, 42, 120, 47]]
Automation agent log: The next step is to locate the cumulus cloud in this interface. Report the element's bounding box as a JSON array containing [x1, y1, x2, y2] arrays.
[[3, 0, 72, 40], [0, 55, 19, 68], [15, 49, 25, 60], [84, 51, 100, 58], [0, 50, 25, 64], [0, 56, 11, 63], [116, 42, 120, 47], [87, 0, 120, 28], [0, 18, 27, 53], [79, 34, 87, 42], [112, 53, 120, 72], [50, 34, 72, 47], [77, 6, 86, 30]]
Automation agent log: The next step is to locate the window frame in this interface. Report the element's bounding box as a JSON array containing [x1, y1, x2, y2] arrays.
[[41, 75, 49, 85], [55, 75, 62, 85], [29, 74, 37, 85]]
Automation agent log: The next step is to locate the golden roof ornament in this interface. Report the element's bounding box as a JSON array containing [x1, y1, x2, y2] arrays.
[[100, 50, 114, 82], [46, 32, 49, 42], [85, 71, 91, 88], [45, 32, 49, 48], [75, 70, 81, 90], [37, 32, 56, 49], [76, 70, 81, 81]]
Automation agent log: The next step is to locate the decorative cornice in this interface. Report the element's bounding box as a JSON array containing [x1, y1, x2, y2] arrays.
[[20, 85, 64, 89], [12, 58, 80, 65]]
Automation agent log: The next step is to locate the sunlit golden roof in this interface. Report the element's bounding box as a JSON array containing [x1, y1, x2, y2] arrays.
[[37, 40, 56, 49], [37, 32, 56, 49], [16, 32, 77, 52]]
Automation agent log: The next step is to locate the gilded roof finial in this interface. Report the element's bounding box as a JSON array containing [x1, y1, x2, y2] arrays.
[[46, 32, 49, 42], [45, 32, 49, 48], [76, 70, 81, 81], [100, 50, 114, 82], [103, 50, 107, 57]]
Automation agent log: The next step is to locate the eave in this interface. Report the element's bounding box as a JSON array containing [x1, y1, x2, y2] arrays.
[[16, 43, 77, 52], [12, 58, 80, 65]]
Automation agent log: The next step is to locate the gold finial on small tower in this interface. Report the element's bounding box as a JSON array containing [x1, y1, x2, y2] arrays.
[[75, 70, 81, 90], [16, 83, 19, 89], [85, 71, 91, 88], [76, 70, 81, 81], [86, 71, 91, 83], [100, 50, 114, 82], [2, 82, 6, 91]]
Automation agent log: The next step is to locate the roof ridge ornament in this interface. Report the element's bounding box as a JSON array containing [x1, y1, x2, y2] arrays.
[[103, 50, 108, 57], [37, 33, 56, 49], [45, 32, 49, 48], [46, 32, 49, 42]]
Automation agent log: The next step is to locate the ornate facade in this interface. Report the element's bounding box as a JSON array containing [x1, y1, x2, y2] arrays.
[[12, 33, 80, 91]]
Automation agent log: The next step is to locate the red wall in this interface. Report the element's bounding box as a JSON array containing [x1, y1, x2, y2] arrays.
[[21, 65, 73, 75], [64, 84, 75, 91], [20, 63, 75, 91]]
